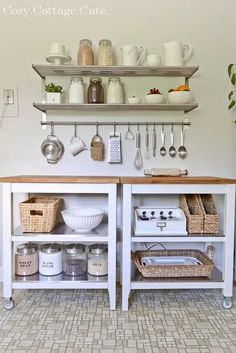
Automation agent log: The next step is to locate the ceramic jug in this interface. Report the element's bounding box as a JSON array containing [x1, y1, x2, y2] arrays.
[[120, 45, 146, 66], [163, 41, 192, 66]]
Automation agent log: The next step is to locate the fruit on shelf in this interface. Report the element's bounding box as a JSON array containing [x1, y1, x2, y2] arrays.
[[168, 85, 190, 93], [148, 88, 163, 95]]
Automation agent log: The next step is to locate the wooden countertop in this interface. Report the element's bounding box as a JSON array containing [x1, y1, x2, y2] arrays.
[[0, 175, 236, 184], [120, 176, 236, 184], [0, 175, 120, 184]]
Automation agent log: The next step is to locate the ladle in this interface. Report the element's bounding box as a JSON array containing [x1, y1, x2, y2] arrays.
[[178, 124, 187, 159], [169, 124, 177, 158], [159, 124, 167, 157]]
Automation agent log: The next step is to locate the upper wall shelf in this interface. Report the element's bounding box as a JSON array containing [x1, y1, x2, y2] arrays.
[[33, 103, 198, 113], [32, 64, 199, 79]]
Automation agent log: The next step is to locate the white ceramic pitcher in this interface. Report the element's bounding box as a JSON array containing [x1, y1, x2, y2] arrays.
[[121, 45, 146, 66], [163, 41, 192, 66]]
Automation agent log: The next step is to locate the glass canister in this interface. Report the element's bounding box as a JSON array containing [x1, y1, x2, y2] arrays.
[[87, 77, 104, 103], [39, 243, 62, 276], [15, 243, 38, 276], [63, 244, 87, 276], [88, 244, 108, 276], [69, 77, 85, 104], [77, 39, 94, 65], [106, 77, 124, 104], [97, 39, 113, 66]]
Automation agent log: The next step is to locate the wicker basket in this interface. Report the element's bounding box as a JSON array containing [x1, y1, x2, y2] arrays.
[[132, 249, 214, 278], [19, 197, 63, 233], [198, 194, 219, 234], [179, 194, 204, 234]]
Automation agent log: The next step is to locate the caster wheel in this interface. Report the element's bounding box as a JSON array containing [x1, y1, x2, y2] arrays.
[[3, 298, 15, 310], [222, 297, 232, 309]]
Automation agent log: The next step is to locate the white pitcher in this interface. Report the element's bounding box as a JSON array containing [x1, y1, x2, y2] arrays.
[[121, 45, 146, 66], [163, 41, 192, 66]]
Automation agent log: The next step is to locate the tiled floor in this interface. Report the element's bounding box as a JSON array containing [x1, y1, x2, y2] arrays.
[[0, 287, 236, 353]]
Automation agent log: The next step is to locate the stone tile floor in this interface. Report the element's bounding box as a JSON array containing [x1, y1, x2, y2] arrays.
[[0, 287, 236, 353]]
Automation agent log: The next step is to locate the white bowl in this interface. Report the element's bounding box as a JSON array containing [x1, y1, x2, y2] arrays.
[[128, 97, 141, 104], [144, 94, 164, 104], [61, 208, 104, 233], [167, 91, 193, 104]]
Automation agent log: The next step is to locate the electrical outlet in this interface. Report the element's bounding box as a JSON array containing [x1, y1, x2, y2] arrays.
[[1, 86, 19, 118], [3, 89, 14, 105]]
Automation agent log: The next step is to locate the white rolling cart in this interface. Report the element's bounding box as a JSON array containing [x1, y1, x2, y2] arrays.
[[121, 176, 236, 311], [0, 175, 118, 310]]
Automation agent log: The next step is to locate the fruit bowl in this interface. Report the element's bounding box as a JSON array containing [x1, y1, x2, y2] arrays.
[[61, 208, 104, 233], [167, 91, 193, 104], [144, 94, 164, 104]]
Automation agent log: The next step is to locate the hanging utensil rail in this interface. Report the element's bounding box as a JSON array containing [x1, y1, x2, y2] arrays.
[[41, 121, 191, 127]]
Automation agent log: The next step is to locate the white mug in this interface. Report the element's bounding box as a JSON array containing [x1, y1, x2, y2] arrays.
[[121, 45, 146, 66], [68, 136, 87, 156], [146, 54, 161, 66], [163, 41, 192, 66], [50, 43, 66, 56]]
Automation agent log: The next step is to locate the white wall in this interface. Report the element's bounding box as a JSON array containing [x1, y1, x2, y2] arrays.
[[0, 0, 236, 276]]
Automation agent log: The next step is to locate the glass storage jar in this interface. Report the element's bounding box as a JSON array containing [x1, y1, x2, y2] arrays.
[[106, 77, 124, 104], [88, 244, 108, 276], [39, 243, 62, 276], [87, 77, 104, 103], [15, 243, 38, 276], [63, 244, 87, 276], [97, 39, 113, 66], [69, 77, 85, 104], [77, 39, 94, 65]]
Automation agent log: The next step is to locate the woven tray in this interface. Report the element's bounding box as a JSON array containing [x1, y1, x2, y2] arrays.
[[198, 194, 219, 234], [132, 249, 214, 278], [179, 194, 204, 234], [19, 197, 63, 233]]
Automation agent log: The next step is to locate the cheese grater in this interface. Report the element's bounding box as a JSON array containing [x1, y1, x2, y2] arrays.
[[108, 133, 122, 163]]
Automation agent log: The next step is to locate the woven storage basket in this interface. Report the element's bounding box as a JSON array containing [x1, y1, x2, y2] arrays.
[[90, 135, 104, 161], [198, 194, 219, 234], [19, 197, 63, 233], [179, 194, 204, 234], [132, 249, 214, 278]]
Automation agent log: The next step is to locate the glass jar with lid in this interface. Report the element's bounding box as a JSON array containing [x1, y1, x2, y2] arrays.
[[39, 243, 62, 276], [69, 77, 85, 104], [106, 77, 124, 104], [15, 243, 38, 276], [88, 244, 108, 276], [97, 39, 113, 66], [63, 244, 87, 276], [87, 77, 104, 103], [77, 39, 94, 65]]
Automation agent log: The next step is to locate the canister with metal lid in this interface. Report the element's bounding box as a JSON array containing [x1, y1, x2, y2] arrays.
[[88, 244, 108, 276], [39, 243, 62, 276], [63, 244, 87, 276], [15, 243, 38, 276]]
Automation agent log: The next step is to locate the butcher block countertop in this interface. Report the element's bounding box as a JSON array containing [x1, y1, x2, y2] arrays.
[[119, 176, 236, 184], [0, 175, 236, 184], [0, 175, 120, 184]]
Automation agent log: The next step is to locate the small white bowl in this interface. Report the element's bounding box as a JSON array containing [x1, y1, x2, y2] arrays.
[[61, 208, 104, 233], [144, 94, 164, 104], [128, 97, 141, 104], [167, 91, 193, 104]]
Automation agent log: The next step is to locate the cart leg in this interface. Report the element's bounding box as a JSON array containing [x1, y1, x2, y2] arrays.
[[122, 185, 132, 311], [222, 185, 235, 305], [108, 184, 117, 310], [2, 183, 13, 307]]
